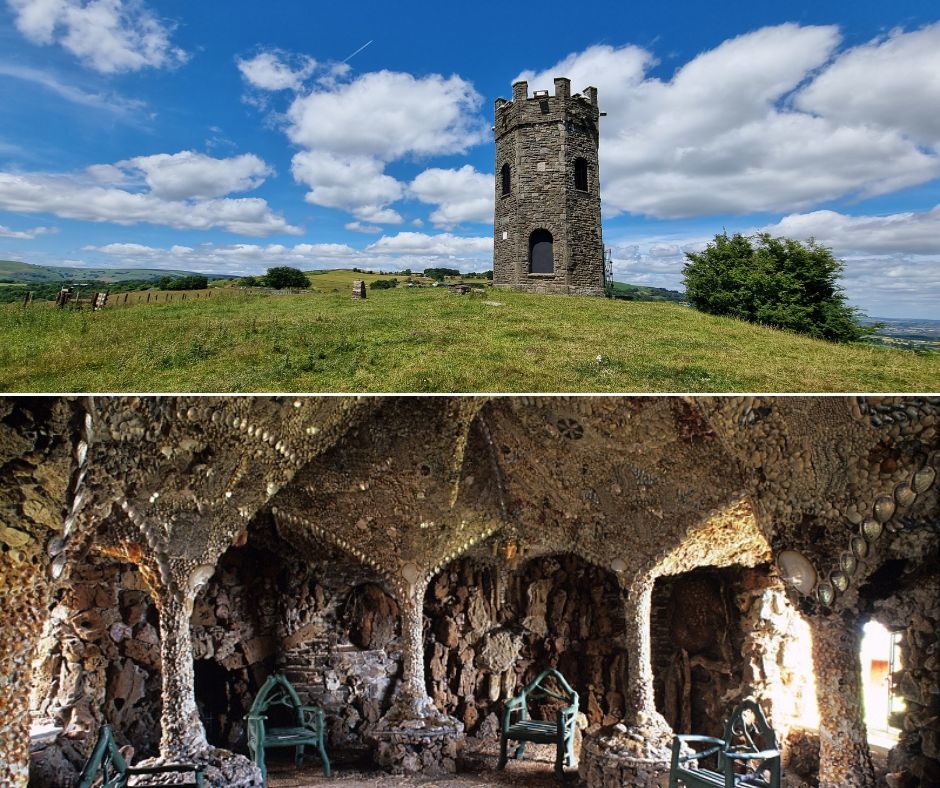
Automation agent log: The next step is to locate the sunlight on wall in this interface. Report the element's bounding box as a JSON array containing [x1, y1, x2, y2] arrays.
[[783, 612, 820, 729]]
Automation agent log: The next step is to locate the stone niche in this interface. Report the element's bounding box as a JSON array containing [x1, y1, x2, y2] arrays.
[[424, 553, 625, 742], [189, 527, 402, 755], [651, 564, 818, 777]]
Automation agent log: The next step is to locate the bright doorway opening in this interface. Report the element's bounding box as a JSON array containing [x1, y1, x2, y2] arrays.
[[861, 620, 904, 748]]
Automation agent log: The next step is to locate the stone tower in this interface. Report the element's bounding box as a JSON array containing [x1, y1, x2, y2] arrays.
[[492, 77, 605, 296]]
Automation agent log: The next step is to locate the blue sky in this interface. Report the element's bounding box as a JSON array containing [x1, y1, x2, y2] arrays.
[[1, 0, 939, 318]]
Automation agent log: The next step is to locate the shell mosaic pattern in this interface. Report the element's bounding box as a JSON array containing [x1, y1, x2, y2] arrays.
[[1, 396, 938, 788]]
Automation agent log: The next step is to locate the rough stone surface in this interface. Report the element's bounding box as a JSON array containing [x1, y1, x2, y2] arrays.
[[0, 396, 937, 788], [493, 78, 605, 296]]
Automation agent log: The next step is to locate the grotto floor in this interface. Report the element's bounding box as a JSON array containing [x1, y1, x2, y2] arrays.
[[264, 740, 817, 788], [266, 740, 581, 786]]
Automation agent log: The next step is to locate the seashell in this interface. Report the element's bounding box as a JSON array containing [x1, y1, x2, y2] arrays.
[[894, 482, 916, 508], [840, 553, 857, 576], [912, 466, 935, 494], [862, 517, 883, 542], [831, 571, 849, 592], [777, 550, 817, 595], [873, 495, 895, 523], [817, 582, 835, 607], [851, 536, 868, 558]]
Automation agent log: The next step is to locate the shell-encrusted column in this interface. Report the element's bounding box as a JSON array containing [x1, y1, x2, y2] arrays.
[[579, 570, 673, 787], [369, 567, 463, 774], [137, 561, 261, 786], [395, 578, 434, 718], [622, 573, 671, 738], [810, 615, 875, 788], [154, 585, 209, 757]]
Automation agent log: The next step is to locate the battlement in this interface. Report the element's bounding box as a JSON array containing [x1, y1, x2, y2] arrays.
[[494, 76, 598, 113]]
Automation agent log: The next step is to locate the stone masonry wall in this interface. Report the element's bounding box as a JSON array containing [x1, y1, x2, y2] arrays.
[[425, 553, 626, 736], [493, 79, 604, 296], [29, 556, 163, 786], [276, 558, 401, 750]]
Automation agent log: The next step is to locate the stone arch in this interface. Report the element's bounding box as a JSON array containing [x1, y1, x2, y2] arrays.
[[529, 228, 554, 274]]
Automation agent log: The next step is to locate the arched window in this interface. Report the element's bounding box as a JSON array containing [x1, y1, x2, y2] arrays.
[[501, 163, 511, 196], [529, 229, 554, 274], [574, 157, 588, 191]]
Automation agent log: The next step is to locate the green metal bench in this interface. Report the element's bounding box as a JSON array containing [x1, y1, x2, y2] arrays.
[[669, 698, 781, 788], [246, 673, 330, 782], [77, 724, 205, 787], [497, 668, 579, 778]]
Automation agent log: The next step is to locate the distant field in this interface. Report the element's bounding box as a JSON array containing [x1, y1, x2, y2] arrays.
[[0, 283, 935, 392]]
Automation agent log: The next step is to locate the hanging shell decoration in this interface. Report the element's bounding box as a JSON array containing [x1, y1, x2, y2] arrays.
[[851, 536, 868, 559], [840, 552, 857, 576], [894, 482, 917, 508]]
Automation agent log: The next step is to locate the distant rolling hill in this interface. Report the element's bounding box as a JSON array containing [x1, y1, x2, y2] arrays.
[[0, 260, 233, 284], [610, 280, 685, 303]]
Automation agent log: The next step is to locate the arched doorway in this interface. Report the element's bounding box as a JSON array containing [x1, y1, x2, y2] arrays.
[[529, 229, 554, 274]]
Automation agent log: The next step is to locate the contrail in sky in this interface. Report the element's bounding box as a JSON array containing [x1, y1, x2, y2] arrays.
[[343, 40, 374, 63]]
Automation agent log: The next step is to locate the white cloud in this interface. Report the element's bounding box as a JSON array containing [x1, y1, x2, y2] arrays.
[[119, 151, 273, 200], [0, 62, 145, 117], [365, 231, 491, 256], [283, 69, 487, 223], [0, 223, 56, 239], [517, 24, 940, 219], [765, 205, 940, 256], [84, 233, 493, 275], [795, 22, 940, 148], [7, 0, 187, 74], [287, 70, 485, 159], [409, 165, 492, 228], [291, 151, 403, 223], [237, 50, 316, 92], [345, 221, 382, 234], [0, 152, 299, 236]]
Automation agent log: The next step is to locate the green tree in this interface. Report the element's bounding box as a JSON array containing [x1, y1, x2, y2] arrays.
[[240, 275, 261, 287], [682, 232, 872, 342], [423, 267, 460, 281], [263, 267, 310, 289]]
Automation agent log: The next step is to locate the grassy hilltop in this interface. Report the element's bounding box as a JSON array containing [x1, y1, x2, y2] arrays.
[[0, 269, 934, 392]]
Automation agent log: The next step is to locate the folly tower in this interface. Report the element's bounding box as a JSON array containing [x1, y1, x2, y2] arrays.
[[492, 77, 605, 296]]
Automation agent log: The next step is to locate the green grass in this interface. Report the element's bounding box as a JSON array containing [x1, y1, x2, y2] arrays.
[[0, 286, 935, 392]]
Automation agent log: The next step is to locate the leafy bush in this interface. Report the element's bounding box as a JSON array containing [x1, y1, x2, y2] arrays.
[[160, 275, 208, 290], [239, 275, 261, 287], [263, 267, 310, 289], [370, 278, 398, 290], [682, 232, 873, 343]]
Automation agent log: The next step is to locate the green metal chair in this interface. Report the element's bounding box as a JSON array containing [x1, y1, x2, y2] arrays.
[[669, 697, 781, 788], [77, 724, 204, 788], [497, 668, 579, 778], [245, 673, 330, 782]]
